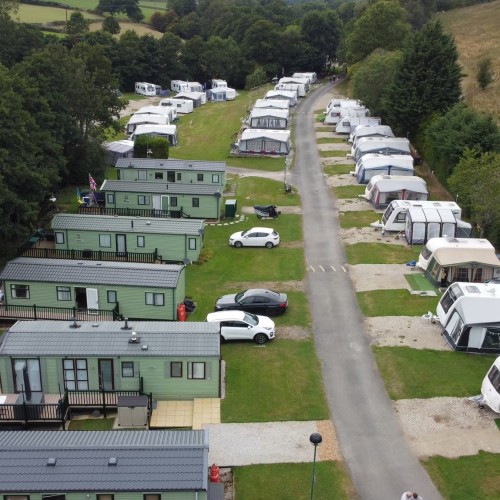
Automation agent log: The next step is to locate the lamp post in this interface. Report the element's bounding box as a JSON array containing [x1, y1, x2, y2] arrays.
[[309, 432, 322, 500]]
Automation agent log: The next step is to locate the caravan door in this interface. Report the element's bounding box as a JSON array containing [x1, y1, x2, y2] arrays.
[[86, 288, 99, 312], [116, 234, 127, 256]]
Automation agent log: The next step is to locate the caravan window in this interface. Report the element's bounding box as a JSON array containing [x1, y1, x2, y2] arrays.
[[421, 246, 432, 260], [483, 328, 500, 350], [488, 365, 500, 391], [440, 285, 463, 314], [167, 171, 175, 182], [382, 203, 396, 224]]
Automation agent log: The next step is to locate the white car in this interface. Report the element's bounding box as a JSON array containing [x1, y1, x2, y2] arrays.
[[206, 310, 276, 344], [229, 227, 280, 248]]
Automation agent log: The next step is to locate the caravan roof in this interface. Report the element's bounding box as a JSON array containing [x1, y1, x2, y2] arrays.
[[365, 175, 427, 197], [135, 106, 174, 117], [350, 125, 394, 143], [355, 153, 414, 176], [254, 99, 289, 110], [326, 98, 360, 110], [353, 137, 411, 161], [265, 90, 297, 105], [240, 129, 291, 142]]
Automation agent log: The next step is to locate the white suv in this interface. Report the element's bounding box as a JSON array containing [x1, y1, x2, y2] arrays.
[[229, 227, 280, 248], [206, 310, 276, 344]]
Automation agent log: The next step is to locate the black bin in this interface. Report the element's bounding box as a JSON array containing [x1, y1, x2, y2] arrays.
[[225, 199, 237, 218]]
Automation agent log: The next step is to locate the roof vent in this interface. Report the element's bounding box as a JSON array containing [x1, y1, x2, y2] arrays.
[[129, 332, 141, 344], [121, 318, 132, 330], [92, 323, 99, 328], [141, 344, 148, 350], [108, 457, 118, 466], [47, 457, 57, 466], [146, 221, 151, 225], [69, 317, 80, 329]]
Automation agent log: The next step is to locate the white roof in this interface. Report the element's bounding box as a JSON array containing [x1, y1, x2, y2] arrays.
[[132, 124, 177, 138], [367, 175, 427, 194], [176, 91, 204, 99], [249, 108, 289, 119], [279, 77, 308, 85], [265, 90, 297, 99], [240, 129, 291, 142], [254, 99, 289, 110], [135, 106, 174, 116], [352, 125, 394, 141], [357, 154, 414, 169], [127, 114, 168, 127]]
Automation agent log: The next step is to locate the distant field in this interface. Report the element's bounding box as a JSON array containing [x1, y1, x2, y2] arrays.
[[13, 4, 102, 23], [439, 1, 500, 121]]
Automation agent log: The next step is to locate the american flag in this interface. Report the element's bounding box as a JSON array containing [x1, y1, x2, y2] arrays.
[[89, 174, 97, 191]]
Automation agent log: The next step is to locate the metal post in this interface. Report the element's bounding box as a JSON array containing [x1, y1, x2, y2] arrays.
[[309, 433, 322, 500]]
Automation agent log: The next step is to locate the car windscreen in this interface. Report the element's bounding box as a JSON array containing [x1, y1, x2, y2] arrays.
[[235, 291, 245, 302], [243, 312, 258, 325]]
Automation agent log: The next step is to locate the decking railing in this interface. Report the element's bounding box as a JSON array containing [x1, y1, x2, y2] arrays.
[[78, 206, 182, 218], [18, 247, 161, 263], [0, 304, 121, 322]]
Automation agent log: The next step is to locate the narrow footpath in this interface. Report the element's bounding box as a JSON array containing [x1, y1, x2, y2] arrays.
[[291, 83, 443, 499]]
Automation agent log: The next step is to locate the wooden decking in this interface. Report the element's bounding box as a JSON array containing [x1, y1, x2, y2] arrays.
[[149, 399, 221, 429]]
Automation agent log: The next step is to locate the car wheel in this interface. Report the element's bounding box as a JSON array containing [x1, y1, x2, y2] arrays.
[[265, 242, 274, 249], [257, 214, 262, 219], [254, 333, 268, 344], [234, 241, 243, 248]]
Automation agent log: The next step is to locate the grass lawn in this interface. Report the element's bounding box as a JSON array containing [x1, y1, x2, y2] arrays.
[[324, 164, 354, 175], [424, 451, 500, 499], [228, 156, 286, 171], [319, 150, 349, 158], [230, 176, 301, 207], [315, 126, 333, 132], [338, 210, 378, 229], [373, 347, 495, 399], [345, 242, 421, 265], [186, 215, 304, 321], [233, 461, 356, 500], [332, 185, 365, 199], [68, 418, 115, 430], [221, 340, 329, 422], [357, 289, 440, 316], [14, 4, 103, 23], [316, 137, 345, 144]]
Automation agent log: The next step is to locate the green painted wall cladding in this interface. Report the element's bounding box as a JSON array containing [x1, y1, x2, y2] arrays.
[[117, 166, 225, 187], [0, 355, 220, 400], [3, 272, 185, 320], [111, 191, 220, 219], [55, 230, 203, 262]]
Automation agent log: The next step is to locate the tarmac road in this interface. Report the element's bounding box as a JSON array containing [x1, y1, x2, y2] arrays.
[[291, 83, 443, 500]]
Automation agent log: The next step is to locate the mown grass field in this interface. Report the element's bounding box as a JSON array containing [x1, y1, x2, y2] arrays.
[[234, 462, 356, 500], [357, 289, 440, 316], [345, 242, 421, 265]]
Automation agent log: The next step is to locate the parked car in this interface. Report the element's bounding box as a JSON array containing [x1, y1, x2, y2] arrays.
[[206, 310, 276, 344], [215, 289, 288, 316], [229, 227, 280, 248]]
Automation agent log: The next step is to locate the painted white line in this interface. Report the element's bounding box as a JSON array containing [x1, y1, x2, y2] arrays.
[[308, 265, 315, 272], [330, 265, 336, 272], [319, 265, 325, 272], [341, 266, 347, 272]]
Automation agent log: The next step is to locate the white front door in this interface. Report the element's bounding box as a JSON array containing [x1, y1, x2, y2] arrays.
[[116, 234, 127, 255], [86, 288, 99, 312], [153, 195, 161, 210]]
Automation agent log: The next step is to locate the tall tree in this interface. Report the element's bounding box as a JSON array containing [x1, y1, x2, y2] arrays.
[[97, 0, 143, 21], [448, 149, 500, 242], [344, 0, 410, 64], [385, 19, 462, 140]]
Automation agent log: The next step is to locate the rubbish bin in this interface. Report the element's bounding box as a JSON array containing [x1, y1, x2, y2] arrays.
[[225, 199, 237, 218]]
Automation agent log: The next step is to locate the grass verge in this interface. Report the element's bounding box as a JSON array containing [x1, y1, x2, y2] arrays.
[[233, 461, 356, 500], [357, 289, 440, 316], [68, 418, 115, 430], [424, 451, 500, 500], [319, 150, 349, 158], [230, 176, 301, 207], [345, 243, 421, 265], [324, 164, 354, 175], [333, 185, 365, 199], [317, 137, 346, 144], [373, 347, 494, 399], [338, 210, 377, 228], [222, 340, 329, 422]]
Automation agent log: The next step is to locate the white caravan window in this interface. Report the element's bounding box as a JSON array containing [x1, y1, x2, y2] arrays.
[[13, 359, 42, 392]]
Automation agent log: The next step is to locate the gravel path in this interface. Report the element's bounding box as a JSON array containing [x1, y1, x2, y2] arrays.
[[205, 420, 341, 466]]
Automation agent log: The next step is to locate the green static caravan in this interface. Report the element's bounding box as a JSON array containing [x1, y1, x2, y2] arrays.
[[0, 320, 221, 400], [0, 430, 210, 500], [51, 213, 205, 263], [101, 180, 223, 220], [115, 157, 227, 187], [0, 258, 185, 321]]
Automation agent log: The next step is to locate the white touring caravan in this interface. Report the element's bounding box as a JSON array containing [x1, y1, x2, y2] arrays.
[[405, 207, 472, 244], [363, 175, 428, 208], [211, 79, 227, 88], [325, 106, 369, 125], [479, 357, 500, 412], [416, 236, 499, 286], [207, 87, 237, 101], [437, 282, 500, 353], [326, 98, 360, 111], [350, 125, 394, 144], [279, 77, 310, 92], [170, 80, 189, 92], [135, 82, 157, 96], [292, 72, 317, 83], [126, 114, 169, 134], [354, 153, 414, 184], [275, 82, 305, 97], [265, 90, 297, 107], [353, 137, 411, 163], [134, 105, 177, 123], [375, 200, 462, 233], [131, 124, 178, 146], [337, 116, 382, 134], [249, 108, 289, 129], [159, 98, 194, 114]]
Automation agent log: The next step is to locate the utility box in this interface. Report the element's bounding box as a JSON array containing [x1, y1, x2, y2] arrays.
[[225, 199, 237, 218], [117, 395, 148, 427]]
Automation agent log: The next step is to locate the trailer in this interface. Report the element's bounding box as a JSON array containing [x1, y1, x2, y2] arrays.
[[349, 124, 394, 144], [278, 77, 310, 92], [325, 106, 370, 125], [336, 116, 382, 134], [134, 105, 177, 123], [264, 90, 297, 107], [159, 98, 194, 114], [437, 282, 500, 353], [352, 137, 411, 163], [135, 82, 157, 97], [480, 357, 500, 412], [292, 72, 317, 83], [377, 200, 462, 233], [126, 114, 169, 134], [274, 83, 305, 97], [254, 99, 290, 110], [326, 98, 361, 111]]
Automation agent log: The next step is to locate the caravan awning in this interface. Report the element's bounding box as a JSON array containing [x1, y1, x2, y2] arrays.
[[434, 247, 500, 266]]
